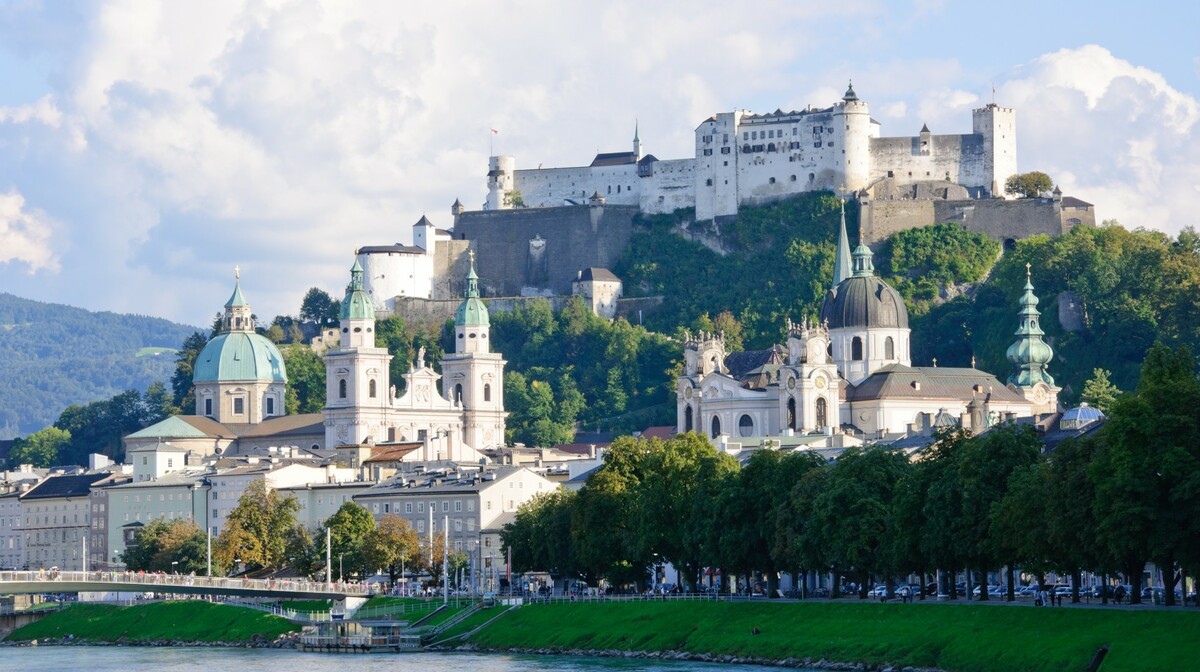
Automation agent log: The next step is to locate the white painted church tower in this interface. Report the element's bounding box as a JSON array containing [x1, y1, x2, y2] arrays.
[[440, 251, 508, 450], [324, 259, 393, 447]]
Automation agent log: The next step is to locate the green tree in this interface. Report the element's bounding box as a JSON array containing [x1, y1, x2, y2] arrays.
[[141, 382, 179, 425], [171, 331, 209, 413], [1004, 171, 1054, 198], [7, 427, 71, 468], [122, 519, 208, 574], [282, 345, 326, 414], [300, 288, 338, 325], [214, 480, 300, 572], [1081, 368, 1120, 413], [284, 524, 322, 579], [363, 514, 421, 583], [322, 501, 377, 580]]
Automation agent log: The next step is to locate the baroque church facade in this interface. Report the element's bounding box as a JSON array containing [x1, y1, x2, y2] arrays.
[[676, 204, 1060, 442], [323, 252, 507, 457]]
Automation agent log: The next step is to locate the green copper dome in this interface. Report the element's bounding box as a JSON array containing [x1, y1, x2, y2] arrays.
[[455, 251, 490, 327], [193, 332, 287, 384], [1007, 264, 1055, 387], [340, 259, 375, 321]]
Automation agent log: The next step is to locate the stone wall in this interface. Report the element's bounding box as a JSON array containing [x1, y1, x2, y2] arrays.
[[861, 196, 1073, 244], [390, 294, 663, 328], [454, 205, 639, 297]]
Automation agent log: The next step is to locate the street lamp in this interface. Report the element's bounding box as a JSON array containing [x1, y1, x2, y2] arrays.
[[235, 558, 241, 577], [339, 553, 344, 581], [171, 561, 179, 575]]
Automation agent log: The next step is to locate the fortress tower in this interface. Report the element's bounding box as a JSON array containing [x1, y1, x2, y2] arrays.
[[486, 155, 516, 210], [834, 82, 872, 193], [973, 103, 1017, 197]]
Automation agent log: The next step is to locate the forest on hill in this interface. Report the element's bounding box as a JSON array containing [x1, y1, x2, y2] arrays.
[[0, 293, 198, 439], [615, 192, 1200, 405]]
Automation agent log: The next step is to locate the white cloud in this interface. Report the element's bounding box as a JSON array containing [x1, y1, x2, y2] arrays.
[[0, 95, 62, 126], [0, 189, 59, 272], [1000, 45, 1200, 233]]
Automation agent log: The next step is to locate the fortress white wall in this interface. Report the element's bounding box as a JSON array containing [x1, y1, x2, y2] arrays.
[[358, 250, 436, 311], [868, 134, 987, 189], [513, 163, 641, 208], [640, 158, 695, 214]]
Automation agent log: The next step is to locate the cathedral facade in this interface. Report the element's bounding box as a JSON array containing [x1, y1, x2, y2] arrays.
[[323, 253, 508, 457]]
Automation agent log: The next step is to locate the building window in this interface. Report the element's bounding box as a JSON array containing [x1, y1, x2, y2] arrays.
[[233, 397, 244, 415], [405, 502, 413, 514], [455, 501, 463, 512], [484, 383, 491, 402], [768, 176, 776, 184], [204, 398, 213, 416], [706, 178, 713, 186], [885, 336, 895, 360], [442, 501, 449, 512], [787, 398, 797, 430], [339, 379, 347, 399], [852, 336, 864, 361], [266, 397, 275, 415], [684, 405, 693, 433], [454, 384, 463, 405], [816, 397, 828, 428], [738, 414, 754, 437], [418, 502, 424, 513], [710, 415, 721, 438]]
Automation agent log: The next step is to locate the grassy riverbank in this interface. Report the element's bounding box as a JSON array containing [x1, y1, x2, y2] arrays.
[[4, 601, 299, 644], [466, 600, 1200, 672]]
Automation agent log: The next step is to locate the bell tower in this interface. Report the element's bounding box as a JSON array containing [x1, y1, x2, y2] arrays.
[[1006, 263, 1060, 414], [324, 260, 393, 447], [440, 251, 508, 449]]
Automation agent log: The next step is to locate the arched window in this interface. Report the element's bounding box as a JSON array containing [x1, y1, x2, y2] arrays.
[[685, 405, 694, 433], [787, 398, 797, 430], [852, 336, 863, 361], [816, 398, 828, 429], [368, 379, 377, 398], [739, 414, 754, 437], [338, 379, 347, 399], [885, 336, 895, 360], [710, 415, 721, 439], [484, 383, 492, 402]]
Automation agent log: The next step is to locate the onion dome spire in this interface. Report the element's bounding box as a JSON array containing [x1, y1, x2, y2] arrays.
[[340, 258, 374, 321], [1006, 263, 1055, 386]]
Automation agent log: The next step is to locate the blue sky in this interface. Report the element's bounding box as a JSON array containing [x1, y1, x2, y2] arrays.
[[0, 0, 1197, 325]]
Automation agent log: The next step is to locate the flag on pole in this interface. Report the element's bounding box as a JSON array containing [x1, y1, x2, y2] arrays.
[[491, 128, 498, 134]]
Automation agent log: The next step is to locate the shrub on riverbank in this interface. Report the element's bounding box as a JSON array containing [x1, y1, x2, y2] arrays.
[[4, 601, 299, 644], [467, 601, 1200, 672]]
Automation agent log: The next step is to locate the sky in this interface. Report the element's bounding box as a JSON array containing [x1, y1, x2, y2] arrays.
[[0, 0, 1197, 327]]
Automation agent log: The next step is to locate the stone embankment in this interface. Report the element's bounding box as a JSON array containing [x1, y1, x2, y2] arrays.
[[451, 643, 946, 672], [2, 632, 300, 649]]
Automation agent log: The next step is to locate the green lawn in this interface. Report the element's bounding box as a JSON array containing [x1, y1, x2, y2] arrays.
[[467, 601, 1200, 672], [434, 605, 510, 641], [4, 601, 299, 643], [416, 602, 472, 628], [135, 346, 177, 357]]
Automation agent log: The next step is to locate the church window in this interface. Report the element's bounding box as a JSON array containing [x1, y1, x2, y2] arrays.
[[233, 397, 245, 415], [684, 405, 693, 433], [454, 384, 463, 404], [266, 397, 275, 415], [339, 379, 347, 399], [739, 414, 754, 437], [816, 398, 828, 428], [852, 337, 863, 361], [885, 337, 895, 360], [787, 398, 797, 430], [710, 416, 721, 438], [369, 379, 377, 398], [204, 398, 213, 417], [484, 383, 492, 402]]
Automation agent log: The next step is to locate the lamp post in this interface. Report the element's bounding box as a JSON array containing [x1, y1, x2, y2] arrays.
[[171, 561, 179, 575], [339, 553, 344, 582]]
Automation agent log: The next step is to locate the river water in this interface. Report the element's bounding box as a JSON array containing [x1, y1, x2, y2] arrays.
[[2, 647, 817, 671]]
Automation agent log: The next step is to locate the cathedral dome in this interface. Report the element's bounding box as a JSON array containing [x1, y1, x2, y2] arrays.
[[820, 244, 908, 330], [193, 332, 287, 384]]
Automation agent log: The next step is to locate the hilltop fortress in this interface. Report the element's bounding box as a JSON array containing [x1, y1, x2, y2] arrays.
[[359, 84, 1093, 319], [487, 83, 1030, 222]]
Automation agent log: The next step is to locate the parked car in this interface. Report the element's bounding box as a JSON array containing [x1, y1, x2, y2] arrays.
[[1017, 584, 1040, 597], [869, 584, 889, 597], [1053, 585, 1073, 596]]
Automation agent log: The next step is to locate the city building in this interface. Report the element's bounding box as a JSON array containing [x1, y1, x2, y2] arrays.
[[17, 472, 109, 570]]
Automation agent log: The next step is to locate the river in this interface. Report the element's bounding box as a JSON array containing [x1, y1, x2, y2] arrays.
[[2, 647, 820, 671]]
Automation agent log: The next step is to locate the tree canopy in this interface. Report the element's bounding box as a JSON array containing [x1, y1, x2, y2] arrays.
[[1004, 171, 1054, 198]]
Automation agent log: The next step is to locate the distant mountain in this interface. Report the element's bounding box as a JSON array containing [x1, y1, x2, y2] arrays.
[[0, 293, 200, 438]]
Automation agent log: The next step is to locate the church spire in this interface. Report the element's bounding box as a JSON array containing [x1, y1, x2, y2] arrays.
[[222, 267, 253, 332], [1006, 263, 1055, 387], [633, 119, 642, 160], [832, 198, 853, 288], [456, 249, 489, 328]]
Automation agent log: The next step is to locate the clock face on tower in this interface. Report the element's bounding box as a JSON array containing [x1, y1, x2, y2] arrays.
[[815, 376, 827, 389], [1034, 386, 1047, 402]]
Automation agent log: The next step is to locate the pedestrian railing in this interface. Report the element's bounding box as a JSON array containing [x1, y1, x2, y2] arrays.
[[0, 570, 374, 597]]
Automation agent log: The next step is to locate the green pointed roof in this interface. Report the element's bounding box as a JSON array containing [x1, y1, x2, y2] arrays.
[[455, 250, 489, 327], [340, 258, 375, 321], [225, 279, 248, 309], [1007, 264, 1055, 387], [832, 199, 853, 288], [126, 415, 213, 440]]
